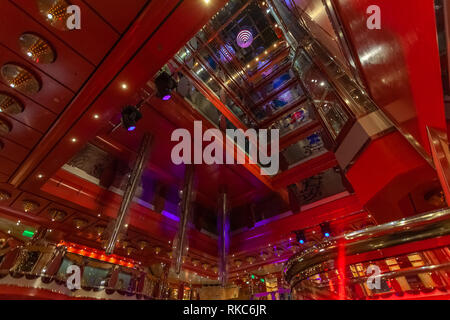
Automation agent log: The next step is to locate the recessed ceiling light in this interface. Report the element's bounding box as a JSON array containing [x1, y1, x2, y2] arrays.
[[93, 114, 100, 119], [71, 138, 77, 143], [37, 174, 44, 179], [121, 83, 128, 90]]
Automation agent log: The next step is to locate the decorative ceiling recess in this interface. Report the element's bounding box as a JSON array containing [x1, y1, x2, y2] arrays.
[[22, 200, 40, 213], [19, 33, 56, 64], [37, 0, 72, 31], [1, 64, 41, 94], [48, 208, 67, 222], [0, 92, 24, 115], [0, 117, 12, 135]]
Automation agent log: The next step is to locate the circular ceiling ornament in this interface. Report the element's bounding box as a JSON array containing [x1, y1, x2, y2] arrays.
[[0, 117, 12, 135], [1, 64, 41, 94], [236, 29, 253, 48], [0, 92, 24, 115], [37, 0, 71, 31], [19, 33, 56, 64]]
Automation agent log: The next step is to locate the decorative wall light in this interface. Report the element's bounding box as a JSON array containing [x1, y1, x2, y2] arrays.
[[154, 246, 162, 255], [48, 208, 67, 222], [236, 29, 253, 48], [202, 263, 210, 270], [0, 118, 10, 135], [37, 0, 71, 31], [1, 64, 41, 94], [212, 266, 218, 273], [19, 33, 56, 64], [0, 190, 11, 201], [22, 200, 40, 213], [0, 93, 24, 115]]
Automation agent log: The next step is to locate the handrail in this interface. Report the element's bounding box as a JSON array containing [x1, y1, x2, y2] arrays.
[[284, 208, 450, 284]]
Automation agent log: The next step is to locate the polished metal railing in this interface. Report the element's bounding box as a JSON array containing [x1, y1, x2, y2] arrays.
[[284, 208, 450, 299]]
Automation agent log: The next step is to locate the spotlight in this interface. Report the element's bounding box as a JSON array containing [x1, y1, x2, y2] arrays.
[[320, 222, 332, 238], [121, 105, 142, 132], [155, 71, 177, 101], [294, 230, 306, 244]]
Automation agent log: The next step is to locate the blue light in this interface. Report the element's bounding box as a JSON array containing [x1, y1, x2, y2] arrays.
[[128, 126, 136, 132], [299, 240, 304, 244], [324, 232, 330, 237]]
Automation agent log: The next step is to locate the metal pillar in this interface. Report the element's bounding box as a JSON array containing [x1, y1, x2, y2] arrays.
[[105, 133, 152, 255], [218, 187, 230, 287], [174, 164, 195, 274]]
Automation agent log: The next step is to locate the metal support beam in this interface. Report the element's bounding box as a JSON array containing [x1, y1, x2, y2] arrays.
[[105, 133, 152, 255], [174, 164, 195, 274], [217, 187, 230, 287]]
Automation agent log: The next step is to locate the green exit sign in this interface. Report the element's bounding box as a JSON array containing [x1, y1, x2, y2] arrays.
[[22, 230, 34, 238]]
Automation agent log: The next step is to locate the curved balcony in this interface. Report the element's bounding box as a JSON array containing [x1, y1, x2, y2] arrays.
[[284, 208, 450, 300]]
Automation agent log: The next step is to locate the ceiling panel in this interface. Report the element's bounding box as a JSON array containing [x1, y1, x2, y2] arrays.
[[0, 1, 95, 91], [11, 0, 119, 65], [0, 114, 41, 149], [0, 137, 29, 164], [0, 156, 18, 175], [82, 0, 148, 33], [0, 173, 7, 183]]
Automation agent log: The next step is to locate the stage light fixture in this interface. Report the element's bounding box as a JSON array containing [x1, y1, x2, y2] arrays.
[[121, 105, 142, 132], [320, 222, 332, 238], [155, 71, 177, 101], [294, 230, 306, 244]]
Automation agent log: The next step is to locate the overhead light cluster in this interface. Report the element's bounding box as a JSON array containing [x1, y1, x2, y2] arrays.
[[155, 71, 177, 101], [121, 105, 142, 132]]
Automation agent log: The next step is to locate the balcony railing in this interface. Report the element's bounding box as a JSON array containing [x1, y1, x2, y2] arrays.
[[284, 208, 450, 300]]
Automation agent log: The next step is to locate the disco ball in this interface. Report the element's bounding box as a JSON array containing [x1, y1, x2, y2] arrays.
[[236, 29, 253, 48]]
